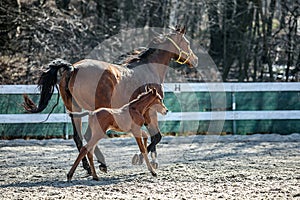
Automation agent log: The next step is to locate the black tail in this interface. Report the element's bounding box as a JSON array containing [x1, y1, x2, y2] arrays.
[[68, 111, 90, 118], [22, 59, 73, 113]]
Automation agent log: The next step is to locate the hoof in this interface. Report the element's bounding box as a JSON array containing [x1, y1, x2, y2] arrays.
[[99, 163, 107, 173], [132, 154, 139, 165], [151, 171, 157, 177], [132, 154, 143, 165], [150, 161, 158, 169], [67, 173, 72, 182], [92, 176, 99, 181], [84, 166, 92, 175]]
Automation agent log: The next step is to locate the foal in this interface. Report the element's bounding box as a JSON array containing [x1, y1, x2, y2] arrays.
[[67, 88, 168, 181]]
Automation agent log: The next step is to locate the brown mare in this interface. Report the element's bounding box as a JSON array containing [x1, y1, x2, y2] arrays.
[[66, 88, 168, 181], [22, 26, 198, 174]]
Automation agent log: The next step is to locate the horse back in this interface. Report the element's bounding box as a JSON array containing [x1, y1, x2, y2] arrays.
[[66, 59, 121, 110]]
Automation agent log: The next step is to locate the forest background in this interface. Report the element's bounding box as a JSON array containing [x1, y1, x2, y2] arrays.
[[0, 0, 299, 84]]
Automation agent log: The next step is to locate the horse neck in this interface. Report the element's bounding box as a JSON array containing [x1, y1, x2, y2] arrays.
[[129, 94, 156, 115], [144, 49, 173, 83]]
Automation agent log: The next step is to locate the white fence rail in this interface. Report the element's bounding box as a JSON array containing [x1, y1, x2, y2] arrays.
[[1, 83, 300, 124]]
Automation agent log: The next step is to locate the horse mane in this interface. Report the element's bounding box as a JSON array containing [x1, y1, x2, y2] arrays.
[[114, 26, 185, 68], [114, 34, 167, 68], [125, 48, 157, 68]]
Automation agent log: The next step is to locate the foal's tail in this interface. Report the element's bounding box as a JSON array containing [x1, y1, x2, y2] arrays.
[[22, 59, 74, 113], [67, 110, 90, 118]]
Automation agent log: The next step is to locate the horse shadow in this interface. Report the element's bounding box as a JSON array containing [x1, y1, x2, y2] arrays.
[[0, 172, 147, 188]]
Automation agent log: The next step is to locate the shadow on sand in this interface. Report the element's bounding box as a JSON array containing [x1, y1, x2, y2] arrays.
[[0, 172, 148, 189]]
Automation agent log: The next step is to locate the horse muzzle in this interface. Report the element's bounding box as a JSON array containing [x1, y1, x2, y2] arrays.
[[187, 53, 198, 68]]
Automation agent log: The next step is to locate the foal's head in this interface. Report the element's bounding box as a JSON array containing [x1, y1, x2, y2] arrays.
[[135, 87, 168, 115], [147, 88, 168, 115], [131, 87, 168, 115]]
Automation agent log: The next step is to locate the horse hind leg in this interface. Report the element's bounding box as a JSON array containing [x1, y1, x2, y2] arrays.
[[60, 81, 92, 175]]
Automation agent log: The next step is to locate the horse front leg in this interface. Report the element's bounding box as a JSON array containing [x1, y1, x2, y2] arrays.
[[146, 125, 162, 170], [71, 117, 92, 175], [145, 110, 162, 169]]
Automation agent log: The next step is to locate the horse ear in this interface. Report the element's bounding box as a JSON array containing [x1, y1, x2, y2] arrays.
[[152, 88, 157, 94], [180, 26, 186, 34], [145, 86, 152, 93], [150, 28, 160, 38]]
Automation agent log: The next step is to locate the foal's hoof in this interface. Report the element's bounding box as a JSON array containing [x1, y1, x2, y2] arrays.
[[132, 154, 139, 165], [132, 154, 143, 165], [92, 176, 100, 181], [99, 163, 108, 173], [150, 161, 158, 169]]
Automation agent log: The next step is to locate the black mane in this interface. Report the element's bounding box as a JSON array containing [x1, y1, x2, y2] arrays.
[[113, 34, 167, 69]]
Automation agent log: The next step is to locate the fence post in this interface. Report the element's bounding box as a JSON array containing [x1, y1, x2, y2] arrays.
[[232, 91, 237, 135], [63, 106, 69, 139]]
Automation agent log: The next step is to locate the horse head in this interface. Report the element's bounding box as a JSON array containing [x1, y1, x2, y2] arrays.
[[164, 26, 198, 68]]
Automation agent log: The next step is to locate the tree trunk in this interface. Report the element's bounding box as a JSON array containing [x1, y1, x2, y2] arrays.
[[0, 0, 20, 49], [207, 0, 222, 69]]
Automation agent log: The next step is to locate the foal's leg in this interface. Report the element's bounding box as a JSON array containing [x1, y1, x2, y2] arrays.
[[132, 110, 161, 168], [60, 83, 92, 175], [134, 132, 157, 177], [84, 125, 107, 173], [86, 147, 99, 181], [71, 117, 92, 175], [141, 130, 148, 150], [67, 142, 101, 181], [132, 130, 148, 165], [67, 146, 89, 182]]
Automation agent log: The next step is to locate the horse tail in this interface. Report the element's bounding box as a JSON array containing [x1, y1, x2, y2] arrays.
[[67, 110, 90, 118], [22, 59, 74, 113]]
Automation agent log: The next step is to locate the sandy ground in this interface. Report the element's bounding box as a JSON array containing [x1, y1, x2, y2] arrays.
[[0, 134, 299, 199]]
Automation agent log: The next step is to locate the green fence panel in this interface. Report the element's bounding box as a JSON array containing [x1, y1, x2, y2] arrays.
[[235, 120, 300, 135], [0, 91, 299, 138], [0, 94, 65, 114], [164, 92, 231, 112], [235, 92, 300, 111]]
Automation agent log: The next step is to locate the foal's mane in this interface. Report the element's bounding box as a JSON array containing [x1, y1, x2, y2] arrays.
[[129, 89, 155, 105]]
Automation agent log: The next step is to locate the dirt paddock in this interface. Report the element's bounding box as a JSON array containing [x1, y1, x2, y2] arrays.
[[0, 134, 299, 199]]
